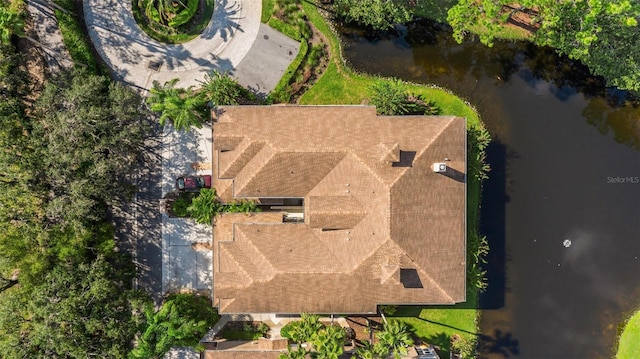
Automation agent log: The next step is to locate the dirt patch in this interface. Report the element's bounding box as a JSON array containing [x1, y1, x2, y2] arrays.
[[345, 316, 385, 347], [502, 4, 540, 34], [17, 15, 47, 104]]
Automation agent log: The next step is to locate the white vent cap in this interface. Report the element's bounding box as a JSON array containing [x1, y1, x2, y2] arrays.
[[433, 162, 447, 173]]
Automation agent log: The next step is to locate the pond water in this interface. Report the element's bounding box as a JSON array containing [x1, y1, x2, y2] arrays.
[[338, 20, 640, 359]]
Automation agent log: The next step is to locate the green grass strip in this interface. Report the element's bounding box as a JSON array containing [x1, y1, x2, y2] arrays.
[[267, 17, 303, 41], [261, 0, 275, 23], [53, 0, 98, 73], [268, 39, 307, 103]]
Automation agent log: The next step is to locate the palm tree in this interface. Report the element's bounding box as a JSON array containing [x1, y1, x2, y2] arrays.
[[355, 341, 377, 359], [138, 0, 186, 25], [146, 79, 207, 131], [368, 78, 411, 116], [279, 345, 309, 359], [311, 325, 345, 359], [186, 188, 219, 225], [199, 70, 243, 107], [375, 320, 414, 359], [289, 313, 323, 344]]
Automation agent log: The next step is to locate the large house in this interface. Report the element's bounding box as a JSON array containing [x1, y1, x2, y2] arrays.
[[211, 105, 466, 314]]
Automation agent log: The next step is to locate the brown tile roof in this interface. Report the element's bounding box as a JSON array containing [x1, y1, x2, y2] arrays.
[[212, 105, 466, 314], [308, 196, 367, 229]]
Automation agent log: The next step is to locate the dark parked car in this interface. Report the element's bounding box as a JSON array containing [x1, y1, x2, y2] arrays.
[[176, 175, 212, 191]]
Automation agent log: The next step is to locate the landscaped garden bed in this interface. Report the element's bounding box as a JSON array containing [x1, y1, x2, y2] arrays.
[[218, 321, 270, 341], [132, 0, 215, 43]]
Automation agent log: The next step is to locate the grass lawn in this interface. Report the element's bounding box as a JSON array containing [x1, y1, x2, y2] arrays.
[[219, 328, 265, 341], [300, 2, 487, 357], [616, 309, 640, 359]]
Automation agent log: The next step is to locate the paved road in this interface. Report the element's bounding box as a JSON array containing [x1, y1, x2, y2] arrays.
[[134, 123, 164, 303], [111, 121, 164, 305]]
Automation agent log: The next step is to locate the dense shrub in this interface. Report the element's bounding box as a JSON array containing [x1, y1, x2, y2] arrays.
[[168, 0, 199, 27]]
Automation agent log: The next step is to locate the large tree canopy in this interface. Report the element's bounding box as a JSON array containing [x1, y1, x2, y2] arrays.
[[33, 69, 151, 226], [447, 0, 640, 91], [129, 294, 219, 358], [0, 0, 25, 45], [333, 0, 413, 30], [0, 56, 151, 358], [0, 252, 145, 358]]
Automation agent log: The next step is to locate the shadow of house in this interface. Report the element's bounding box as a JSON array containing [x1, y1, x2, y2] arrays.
[[479, 141, 510, 310]]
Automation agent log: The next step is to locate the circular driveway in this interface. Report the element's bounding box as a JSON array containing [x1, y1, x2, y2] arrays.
[[84, 0, 261, 89]]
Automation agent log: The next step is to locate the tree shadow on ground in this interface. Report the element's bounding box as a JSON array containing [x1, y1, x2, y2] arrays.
[[424, 332, 452, 359], [200, 0, 241, 41]]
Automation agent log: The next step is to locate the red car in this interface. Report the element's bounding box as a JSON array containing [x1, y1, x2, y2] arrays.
[[176, 175, 212, 191]]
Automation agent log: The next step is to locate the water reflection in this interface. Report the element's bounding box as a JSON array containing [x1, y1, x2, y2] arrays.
[[340, 19, 640, 151], [583, 96, 640, 151]]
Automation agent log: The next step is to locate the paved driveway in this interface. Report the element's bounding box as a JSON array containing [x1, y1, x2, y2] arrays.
[[161, 125, 214, 294]]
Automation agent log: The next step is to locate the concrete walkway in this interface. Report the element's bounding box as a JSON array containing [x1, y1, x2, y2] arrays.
[[26, 0, 74, 72], [84, 0, 299, 91]]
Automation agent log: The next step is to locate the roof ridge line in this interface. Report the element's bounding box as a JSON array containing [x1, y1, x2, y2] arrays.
[[414, 262, 455, 303], [233, 143, 275, 197], [347, 238, 393, 275], [349, 152, 387, 188], [219, 139, 265, 179], [235, 225, 278, 281], [218, 244, 254, 286], [388, 116, 460, 189], [299, 150, 348, 190]]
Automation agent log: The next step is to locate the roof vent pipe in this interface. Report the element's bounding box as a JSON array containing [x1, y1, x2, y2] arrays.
[[432, 163, 447, 173]]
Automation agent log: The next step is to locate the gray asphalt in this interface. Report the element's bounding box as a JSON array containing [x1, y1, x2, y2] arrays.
[[232, 24, 300, 97], [134, 124, 164, 303], [111, 122, 164, 305]]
